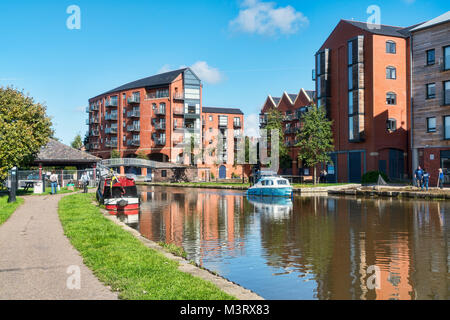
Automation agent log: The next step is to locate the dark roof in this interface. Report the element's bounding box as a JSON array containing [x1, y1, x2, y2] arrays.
[[288, 94, 298, 102], [343, 20, 411, 38], [91, 68, 188, 100], [202, 107, 244, 115], [272, 97, 281, 105], [34, 139, 100, 164], [304, 90, 315, 100]]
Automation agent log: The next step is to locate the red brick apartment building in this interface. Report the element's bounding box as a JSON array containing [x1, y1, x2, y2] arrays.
[[410, 12, 450, 186], [259, 89, 315, 175], [314, 20, 412, 183], [86, 68, 244, 180]]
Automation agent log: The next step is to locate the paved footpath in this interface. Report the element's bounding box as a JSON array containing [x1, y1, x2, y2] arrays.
[[0, 193, 117, 300]]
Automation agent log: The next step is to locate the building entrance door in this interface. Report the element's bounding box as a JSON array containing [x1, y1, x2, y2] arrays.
[[440, 150, 450, 184], [348, 152, 362, 183]]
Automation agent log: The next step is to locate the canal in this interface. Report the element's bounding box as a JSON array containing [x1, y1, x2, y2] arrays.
[[132, 186, 449, 300]]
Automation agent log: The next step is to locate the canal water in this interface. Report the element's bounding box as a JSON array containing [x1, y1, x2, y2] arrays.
[[133, 186, 449, 300]]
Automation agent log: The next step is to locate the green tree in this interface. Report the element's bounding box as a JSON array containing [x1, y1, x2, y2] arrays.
[[296, 105, 334, 184], [110, 150, 120, 159], [71, 134, 83, 150], [136, 151, 148, 160], [0, 87, 53, 180], [265, 107, 290, 169]]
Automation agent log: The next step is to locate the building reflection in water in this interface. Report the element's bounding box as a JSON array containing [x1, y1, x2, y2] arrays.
[[136, 186, 449, 300]]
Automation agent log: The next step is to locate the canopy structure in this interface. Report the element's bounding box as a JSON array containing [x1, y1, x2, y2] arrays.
[[33, 139, 100, 168]]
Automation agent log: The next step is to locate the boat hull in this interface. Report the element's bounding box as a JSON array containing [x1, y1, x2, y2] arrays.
[[247, 187, 293, 197]]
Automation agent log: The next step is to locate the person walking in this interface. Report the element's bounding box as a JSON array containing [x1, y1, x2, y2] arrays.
[[438, 168, 445, 189], [80, 171, 90, 194], [49, 171, 58, 195], [423, 169, 430, 191]]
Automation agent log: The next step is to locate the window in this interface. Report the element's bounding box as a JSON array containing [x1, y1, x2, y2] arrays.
[[161, 170, 167, 178], [426, 83, 436, 99], [427, 117, 436, 132], [445, 116, 450, 140], [387, 119, 397, 132], [209, 116, 213, 121], [348, 91, 354, 115], [348, 41, 353, 65], [445, 81, 450, 105], [386, 92, 397, 105], [348, 66, 353, 89], [427, 49, 435, 65], [386, 41, 396, 54], [386, 66, 396, 79], [444, 46, 450, 71], [349, 117, 354, 140]]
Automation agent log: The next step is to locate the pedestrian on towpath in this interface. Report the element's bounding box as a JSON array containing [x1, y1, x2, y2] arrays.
[[438, 168, 445, 189], [80, 171, 90, 194], [49, 171, 58, 195], [414, 166, 424, 189], [422, 169, 430, 191]]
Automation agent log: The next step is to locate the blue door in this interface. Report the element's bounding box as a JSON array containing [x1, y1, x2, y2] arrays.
[[348, 152, 362, 183], [219, 166, 227, 179]]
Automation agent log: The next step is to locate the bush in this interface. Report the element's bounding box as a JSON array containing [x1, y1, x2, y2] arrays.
[[362, 171, 389, 184]]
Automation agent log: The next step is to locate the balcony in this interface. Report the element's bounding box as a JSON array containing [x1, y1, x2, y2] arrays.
[[105, 113, 118, 121], [85, 119, 90, 125], [127, 110, 140, 118], [219, 122, 228, 128], [105, 140, 118, 148], [89, 104, 99, 112], [173, 92, 185, 100], [283, 114, 294, 121], [155, 138, 166, 146], [85, 106, 90, 113], [105, 99, 118, 108], [105, 127, 117, 134], [233, 121, 242, 128], [127, 139, 140, 147], [259, 117, 267, 125], [128, 96, 140, 104], [91, 143, 100, 150], [90, 129, 100, 137], [154, 122, 166, 130], [127, 125, 140, 132], [155, 108, 166, 116], [90, 117, 100, 124]]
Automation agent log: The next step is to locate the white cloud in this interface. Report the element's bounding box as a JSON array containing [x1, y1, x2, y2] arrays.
[[75, 105, 85, 112], [230, 0, 309, 36], [244, 113, 261, 138], [189, 61, 224, 85], [158, 64, 173, 74]]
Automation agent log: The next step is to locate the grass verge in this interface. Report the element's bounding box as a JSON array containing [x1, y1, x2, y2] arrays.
[[0, 196, 24, 225], [17, 187, 75, 196], [58, 193, 235, 300]]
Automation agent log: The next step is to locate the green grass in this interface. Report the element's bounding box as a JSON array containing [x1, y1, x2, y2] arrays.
[[58, 194, 235, 300], [17, 187, 76, 196], [0, 196, 24, 225], [158, 242, 188, 259]]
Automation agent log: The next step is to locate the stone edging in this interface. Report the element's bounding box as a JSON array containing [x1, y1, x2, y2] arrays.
[[329, 188, 450, 199], [99, 207, 264, 300]]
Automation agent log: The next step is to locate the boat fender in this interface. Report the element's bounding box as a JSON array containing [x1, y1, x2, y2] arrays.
[[118, 199, 128, 207]]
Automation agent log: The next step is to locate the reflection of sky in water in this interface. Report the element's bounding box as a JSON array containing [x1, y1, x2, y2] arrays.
[[135, 187, 449, 300]]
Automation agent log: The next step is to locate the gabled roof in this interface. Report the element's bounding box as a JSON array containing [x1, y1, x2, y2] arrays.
[[91, 68, 189, 100], [272, 97, 281, 106], [202, 107, 244, 115], [34, 139, 100, 164], [304, 90, 315, 101], [288, 94, 298, 103], [410, 11, 450, 32], [342, 20, 411, 38]]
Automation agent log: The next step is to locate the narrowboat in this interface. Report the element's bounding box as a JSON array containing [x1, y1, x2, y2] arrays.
[[247, 176, 293, 197], [96, 173, 140, 216]]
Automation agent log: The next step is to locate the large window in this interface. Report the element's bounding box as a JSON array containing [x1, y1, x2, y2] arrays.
[[445, 116, 450, 140], [445, 81, 450, 105], [444, 46, 450, 71], [386, 41, 396, 54], [386, 66, 397, 79], [427, 117, 436, 133], [348, 91, 354, 114], [387, 92, 397, 105], [426, 83, 436, 99], [427, 49, 435, 65]]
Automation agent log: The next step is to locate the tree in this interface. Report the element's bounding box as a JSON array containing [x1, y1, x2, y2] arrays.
[[136, 151, 148, 160], [110, 150, 120, 159], [296, 105, 334, 185], [71, 134, 83, 150], [264, 107, 290, 169], [0, 87, 53, 180]]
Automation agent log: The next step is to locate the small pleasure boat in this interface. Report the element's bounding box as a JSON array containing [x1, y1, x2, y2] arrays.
[[246, 176, 293, 197], [96, 171, 140, 216]]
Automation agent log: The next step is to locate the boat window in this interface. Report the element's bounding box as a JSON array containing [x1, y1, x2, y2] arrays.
[[277, 180, 288, 185]]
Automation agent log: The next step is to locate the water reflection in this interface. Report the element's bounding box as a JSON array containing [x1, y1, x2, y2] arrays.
[[135, 186, 449, 300]]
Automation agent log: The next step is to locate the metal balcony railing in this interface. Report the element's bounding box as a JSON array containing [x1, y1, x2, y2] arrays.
[[90, 118, 100, 124], [154, 122, 166, 130], [127, 139, 140, 147], [127, 125, 140, 132], [233, 121, 242, 128], [155, 108, 166, 116], [173, 108, 184, 115], [105, 99, 118, 107], [105, 114, 118, 121], [128, 96, 140, 104], [90, 130, 100, 136], [127, 110, 140, 118], [173, 92, 185, 100], [105, 127, 117, 134], [105, 140, 118, 148], [155, 139, 166, 146]]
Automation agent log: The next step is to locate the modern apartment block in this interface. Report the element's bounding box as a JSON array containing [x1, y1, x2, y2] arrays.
[[410, 12, 450, 186], [314, 20, 411, 183], [259, 89, 315, 175], [86, 68, 244, 179]]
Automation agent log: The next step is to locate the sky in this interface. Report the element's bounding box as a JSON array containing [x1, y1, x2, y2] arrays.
[[0, 0, 447, 144]]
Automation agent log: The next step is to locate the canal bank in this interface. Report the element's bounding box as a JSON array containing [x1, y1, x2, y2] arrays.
[[329, 186, 450, 199], [136, 182, 360, 194]]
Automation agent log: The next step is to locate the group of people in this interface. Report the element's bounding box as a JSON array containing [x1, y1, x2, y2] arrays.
[[48, 171, 91, 195], [414, 166, 445, 191]]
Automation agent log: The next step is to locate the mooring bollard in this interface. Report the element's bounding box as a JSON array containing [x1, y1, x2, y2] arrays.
[[8, 167, 17, 203]]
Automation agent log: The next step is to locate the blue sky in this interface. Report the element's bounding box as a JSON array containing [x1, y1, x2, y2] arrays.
[[0, 0, 447, 144]]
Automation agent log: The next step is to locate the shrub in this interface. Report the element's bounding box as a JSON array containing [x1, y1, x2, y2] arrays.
[[210, 173, 215, 180], [362, 171, 389, 184]]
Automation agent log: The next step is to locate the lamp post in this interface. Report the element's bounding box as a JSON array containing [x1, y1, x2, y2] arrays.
[[8, 167, 17, 203]]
